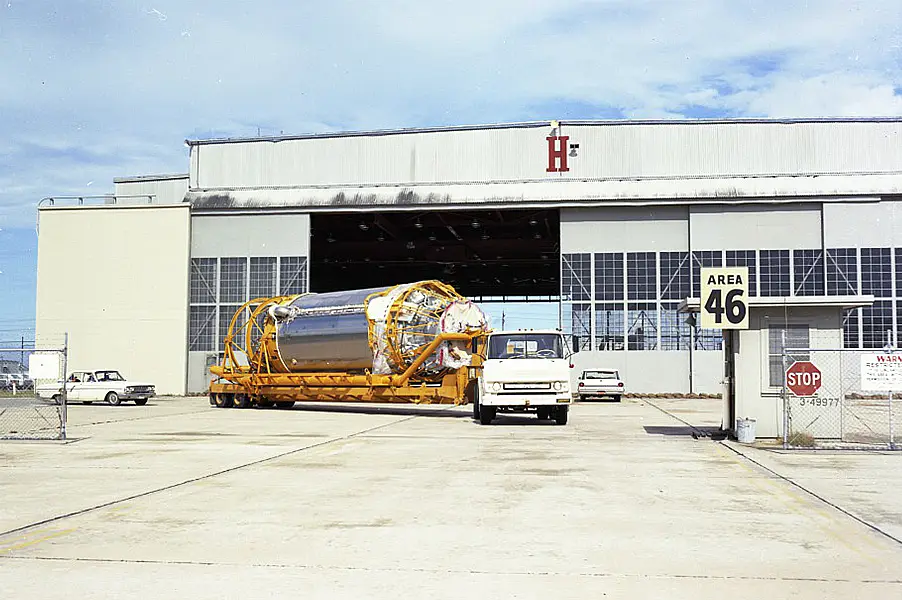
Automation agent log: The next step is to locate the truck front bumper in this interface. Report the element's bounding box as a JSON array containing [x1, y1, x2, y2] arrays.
[[481, 392, 571, 407]]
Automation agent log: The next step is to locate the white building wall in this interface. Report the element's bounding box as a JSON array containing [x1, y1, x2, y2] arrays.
[[689, 204, 822, 250], [113, 175, 188, 205], [561, 206, 688, 252], [35, 204, 191, 395]]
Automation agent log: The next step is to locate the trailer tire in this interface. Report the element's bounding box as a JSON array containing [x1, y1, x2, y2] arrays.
[[235, 394, 251, 409], [555, 406, 569, 425], [275, 401, 295, 409], [479, 405, 495, 425], [255, 399, 275, 408], [471, 386, 480, 420]]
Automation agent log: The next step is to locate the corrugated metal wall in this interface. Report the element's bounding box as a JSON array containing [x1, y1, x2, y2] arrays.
[[114, 177, 189, 204], [190, 120, 902, 191]]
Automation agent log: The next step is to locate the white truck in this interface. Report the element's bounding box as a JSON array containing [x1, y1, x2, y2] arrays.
[[472, 329, 572, 425]]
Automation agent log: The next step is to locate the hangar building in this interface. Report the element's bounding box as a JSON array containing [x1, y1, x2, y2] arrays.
[[34, 118, 902, 396]]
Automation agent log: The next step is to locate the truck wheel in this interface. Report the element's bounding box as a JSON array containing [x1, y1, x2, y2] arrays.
[[479, 405, 496, 425], [471, 387, 480, 420], [256, 399, 274, 408], [537, 407, 550, 420], [555, 406, 569, 425], [275, 401, 295, 409], [106, 392, 122, 406], [235, 394, 251, 409], [134, 399, 148, 406]]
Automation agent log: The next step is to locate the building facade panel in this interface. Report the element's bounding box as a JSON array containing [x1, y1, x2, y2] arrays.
[[35, 204, 191, 395], [113, 175, 189, 205]]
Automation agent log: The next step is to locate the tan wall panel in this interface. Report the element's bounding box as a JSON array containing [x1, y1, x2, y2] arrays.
[[35, 204, 190, 395]]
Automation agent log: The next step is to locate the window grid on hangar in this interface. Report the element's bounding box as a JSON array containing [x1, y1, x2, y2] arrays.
[[561, 248, 898, 352]]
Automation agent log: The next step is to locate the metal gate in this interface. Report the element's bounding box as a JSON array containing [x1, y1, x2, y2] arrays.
[[782, 347, 898, 450], [0, 338, 68, 441]]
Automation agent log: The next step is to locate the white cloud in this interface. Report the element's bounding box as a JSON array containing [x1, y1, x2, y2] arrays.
[[0, 0, 900, 226]]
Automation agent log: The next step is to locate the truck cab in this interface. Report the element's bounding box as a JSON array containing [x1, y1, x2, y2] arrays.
[[473, 329, 572, 425]]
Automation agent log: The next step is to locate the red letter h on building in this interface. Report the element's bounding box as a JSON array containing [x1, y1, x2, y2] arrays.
[[547, 135, 569, 172]]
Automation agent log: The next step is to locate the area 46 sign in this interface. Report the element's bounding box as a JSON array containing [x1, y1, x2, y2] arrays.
[[700, 267, 749, 329]]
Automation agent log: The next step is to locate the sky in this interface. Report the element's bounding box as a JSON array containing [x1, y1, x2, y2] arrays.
[[1, 0, 901, 341]]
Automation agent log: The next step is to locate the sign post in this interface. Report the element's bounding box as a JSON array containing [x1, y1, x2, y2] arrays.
[[700, 267, 749, 330]]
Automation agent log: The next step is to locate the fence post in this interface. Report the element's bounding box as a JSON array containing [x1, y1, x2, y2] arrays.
[[781, 330, 788, 449], [60, 333, 68, 441]]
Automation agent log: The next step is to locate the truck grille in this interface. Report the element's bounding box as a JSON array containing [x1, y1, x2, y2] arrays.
[[503, 382, 551, 391]]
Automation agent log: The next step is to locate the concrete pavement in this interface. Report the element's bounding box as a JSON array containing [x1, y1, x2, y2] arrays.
[[1, 396, 900, 599]]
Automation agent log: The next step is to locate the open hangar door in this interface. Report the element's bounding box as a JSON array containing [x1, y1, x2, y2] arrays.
[[309, 209, 560, 304]]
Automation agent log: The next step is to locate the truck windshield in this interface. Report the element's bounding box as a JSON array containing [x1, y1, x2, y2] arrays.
[[487, 334, 564, 359]]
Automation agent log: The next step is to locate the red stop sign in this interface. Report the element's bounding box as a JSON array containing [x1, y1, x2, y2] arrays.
[[786, 361, 822, 396]]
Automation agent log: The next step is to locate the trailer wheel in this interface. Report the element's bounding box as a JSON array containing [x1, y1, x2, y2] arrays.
[[235, 394, 251, 409], [213, 394, 233, 408], [255, 399, 275, 408], [275, 401, 295, 409], [471, 386, 480, 420], [555, 406, 569, 425], [479, 405, 496, 425], [209, 394, 217, 406]]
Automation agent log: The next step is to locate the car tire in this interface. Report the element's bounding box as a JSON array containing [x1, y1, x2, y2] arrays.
[[106, 392, 122, 406], [479, 405, 496, 425], [555, 406, 569, 425], [134, 399, 148, 406]]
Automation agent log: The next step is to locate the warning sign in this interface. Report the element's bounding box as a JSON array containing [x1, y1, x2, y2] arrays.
[[860, 353, 902, 391], [700, 267, 749, 330]]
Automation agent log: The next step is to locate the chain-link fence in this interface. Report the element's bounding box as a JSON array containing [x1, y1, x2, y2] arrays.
[[782, 347, 898, 450], [0, 337, 68, 440]]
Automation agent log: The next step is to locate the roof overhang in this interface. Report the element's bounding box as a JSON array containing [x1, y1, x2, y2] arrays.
[[678, 295, 875, 313], [184, 175, 900, 212]]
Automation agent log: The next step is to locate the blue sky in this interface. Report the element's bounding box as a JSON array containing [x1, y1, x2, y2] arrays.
[[1, 0, 901, 341]]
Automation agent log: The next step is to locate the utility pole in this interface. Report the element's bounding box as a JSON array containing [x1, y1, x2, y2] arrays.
[[501, 310, 506, 329]]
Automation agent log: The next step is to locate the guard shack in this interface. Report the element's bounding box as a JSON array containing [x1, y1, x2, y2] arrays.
[[679, 267, 874, 439]]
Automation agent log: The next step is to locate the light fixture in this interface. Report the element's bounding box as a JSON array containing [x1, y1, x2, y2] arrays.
[[406, 241, 415, 250], [471, 219, 481, 229], [428, 232, 437, 241], [359, 222, 369, 231], [377, 233, 385, 242], [534, 232, 542, 239], [481, 232, 489, 240], [327, 233, 336, 243], [414, 218, 423, 229], [529, 218, 538, 226]]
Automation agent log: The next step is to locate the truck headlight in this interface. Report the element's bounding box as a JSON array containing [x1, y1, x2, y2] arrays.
[[553, 381, 564, 391], [490, 382, 501, 392]]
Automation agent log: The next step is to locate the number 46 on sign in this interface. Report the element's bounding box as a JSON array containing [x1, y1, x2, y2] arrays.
[[700, 267, 749, 330]]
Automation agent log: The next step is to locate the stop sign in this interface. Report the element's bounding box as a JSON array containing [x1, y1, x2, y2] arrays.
[[786, 361, 822, 396]]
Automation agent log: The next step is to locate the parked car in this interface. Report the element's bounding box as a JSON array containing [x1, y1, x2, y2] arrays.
[[36, 370, 155, 405], [577, 368, 625, 401]]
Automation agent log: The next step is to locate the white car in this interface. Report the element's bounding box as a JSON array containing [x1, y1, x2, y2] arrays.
[[37, 370, 156, 406], [577, 368, 625, 401]]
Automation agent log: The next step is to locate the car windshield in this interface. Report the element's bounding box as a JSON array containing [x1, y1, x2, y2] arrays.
[[487, 333, 564, 359], [95, 371, 125, 381], [583, 371, 618, 379]]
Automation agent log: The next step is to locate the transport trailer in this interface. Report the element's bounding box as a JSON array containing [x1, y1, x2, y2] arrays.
[[207, 281, 490, 408]]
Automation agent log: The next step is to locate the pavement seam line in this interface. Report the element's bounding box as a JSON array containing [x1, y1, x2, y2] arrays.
[[4, 555, 902, 584], [0, 413, 419, 540], [642, 398, 902, 549]]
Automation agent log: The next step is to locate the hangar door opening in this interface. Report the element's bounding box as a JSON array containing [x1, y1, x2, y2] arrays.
[[310, 209, 560, 329]]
